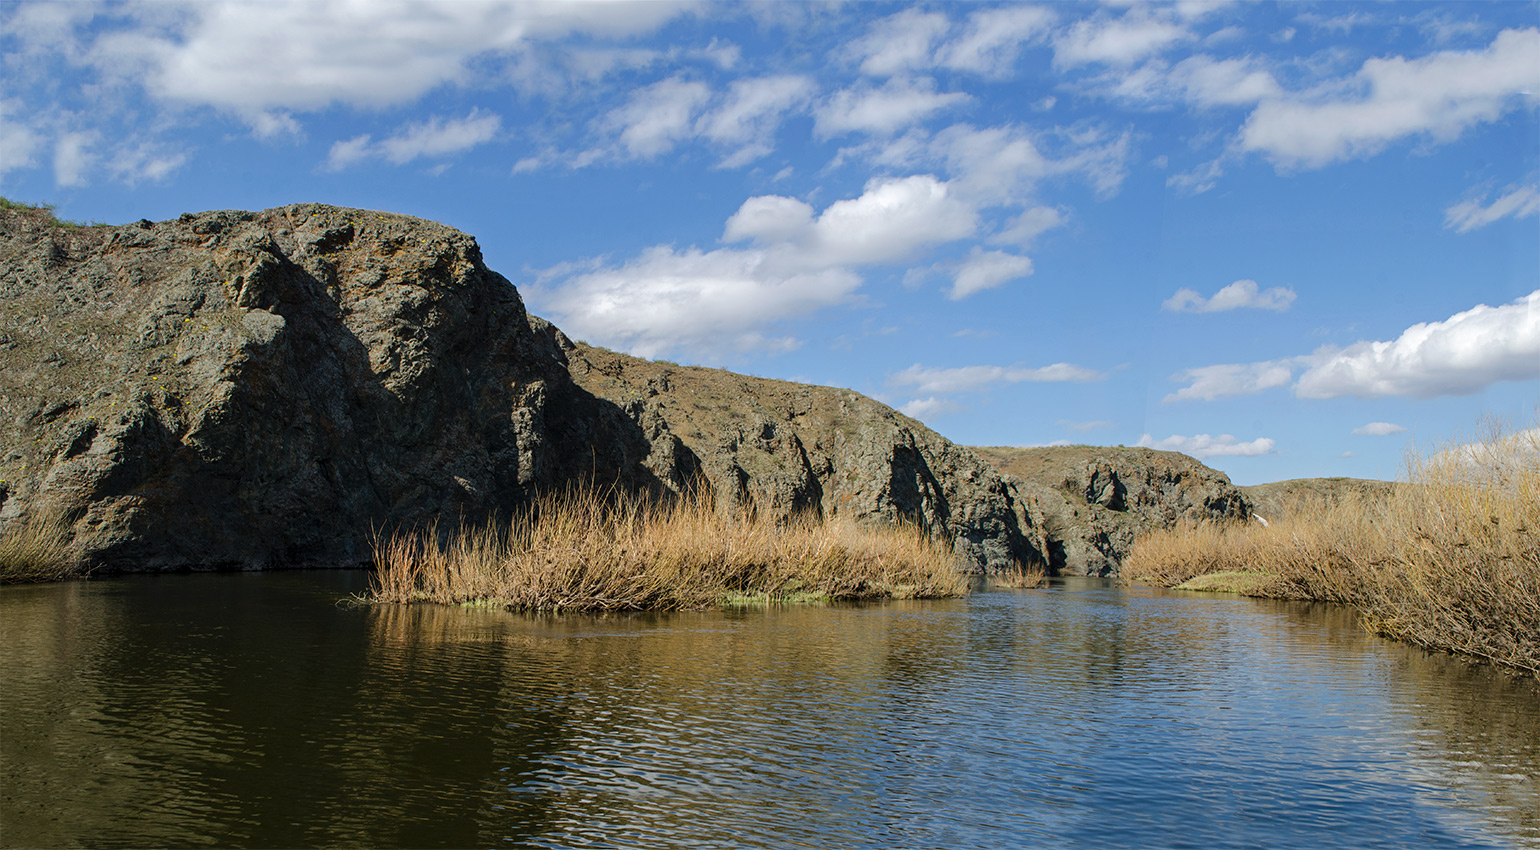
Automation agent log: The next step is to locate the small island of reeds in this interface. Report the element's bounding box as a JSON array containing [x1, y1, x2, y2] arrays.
[[367, 487, 983, 612], [1125, 422, 1540, 677]]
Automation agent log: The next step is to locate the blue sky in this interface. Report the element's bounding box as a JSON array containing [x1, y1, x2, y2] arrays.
[[2, 1, 1536, 485]]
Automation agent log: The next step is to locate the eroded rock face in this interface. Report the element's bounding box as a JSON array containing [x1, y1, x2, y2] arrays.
[[543, 337, 1038, 573], [971, 446, 1252, 576], [0, 204, 596, 569], [0, 204, 1041, 573]]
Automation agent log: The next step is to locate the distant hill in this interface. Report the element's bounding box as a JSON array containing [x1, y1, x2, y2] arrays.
[[969, 445, 1250, 576]]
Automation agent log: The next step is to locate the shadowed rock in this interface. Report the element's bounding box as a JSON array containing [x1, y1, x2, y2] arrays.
[[0, 203, 1042, 574]]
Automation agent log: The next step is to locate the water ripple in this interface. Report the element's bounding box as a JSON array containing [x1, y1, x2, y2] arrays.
[[2, 573, 1536, 849]]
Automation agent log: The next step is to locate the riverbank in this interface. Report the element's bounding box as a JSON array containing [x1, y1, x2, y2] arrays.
[[1124, 425, 1540, 677], [367, 487, 987, 612], [0, 514, 79, 584]]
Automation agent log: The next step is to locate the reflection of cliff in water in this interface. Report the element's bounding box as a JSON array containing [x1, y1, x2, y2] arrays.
[[4, 573, 1536, 848], [0, 573, 574, 849]]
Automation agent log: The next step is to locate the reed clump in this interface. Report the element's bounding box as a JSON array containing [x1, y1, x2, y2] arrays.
[[0, 512, 81, 584], [1125, 423, 1540, 677], [367, 487, 968, 612]]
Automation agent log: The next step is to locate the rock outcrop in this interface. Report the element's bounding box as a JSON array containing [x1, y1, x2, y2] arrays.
[[971, 445, 1252, 576], [1242, 477, 1397, 524], [0, 203, 1039, 573]]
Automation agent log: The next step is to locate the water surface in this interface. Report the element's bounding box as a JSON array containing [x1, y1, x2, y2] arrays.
[[2, 572, 1536, 848]]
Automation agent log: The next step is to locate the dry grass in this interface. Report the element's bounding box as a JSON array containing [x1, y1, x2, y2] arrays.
[[1125, 421, 1540, 677], [367, 486, 968, 612], [0, 513, 80, 584]]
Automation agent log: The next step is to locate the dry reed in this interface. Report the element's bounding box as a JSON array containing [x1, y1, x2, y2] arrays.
[[0, 512, 80, 584], [1125, 422, 1540, 677], [367, 486, 968, 612]]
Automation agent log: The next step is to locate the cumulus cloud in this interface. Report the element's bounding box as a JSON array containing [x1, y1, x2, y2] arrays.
[[696, 74, 815, 165], [108, 141, 187, 185], [814, 77, 970, 138], [899, 396, 962, 420], [0, 101, 44, 178], [849, 9, 950, 77], [532, 175, 985, 358], [1163, 279, 1297, 313], [1137, 433, 1277, 458], [1295, 289, 1540, 399], [948, 248, 1033, 299], [1165, 360, 1296, 402], [1054, 9, 1192, 68], [89, 1, 690, 127], [532, 245, 860, 358], [938, 6, 1056, 76], [991, 205, 1065, 247], [603, 77, 712, 159], [723, 174, 977, 267], [930, 123, 1131, 204], [1444, 182, 1540, 233], [890, 362, 1104, 395], [1353, 422, 1407, 436], [53, 130, 98, 187], [1167, 290, 1540, 402], [1239, 27, 1540, 168], [323, 110, 501, 170]]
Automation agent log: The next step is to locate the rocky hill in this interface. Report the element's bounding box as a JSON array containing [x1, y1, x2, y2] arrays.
[[970, 445, 1252, 576], [0, 203, 1039, 573], [1242, 477, 1398, 523]]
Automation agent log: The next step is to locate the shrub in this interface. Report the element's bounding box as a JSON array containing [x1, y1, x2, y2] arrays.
[[368, 486, 968, 612], [1125, 421, 1540, 676]]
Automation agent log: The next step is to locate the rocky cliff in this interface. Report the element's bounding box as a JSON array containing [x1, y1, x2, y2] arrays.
[[0, 203, 1039, 573], [971, 445, 1252, 576]]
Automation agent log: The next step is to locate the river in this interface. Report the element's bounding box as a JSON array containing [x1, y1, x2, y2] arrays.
[[2, 571, 1536, 849]]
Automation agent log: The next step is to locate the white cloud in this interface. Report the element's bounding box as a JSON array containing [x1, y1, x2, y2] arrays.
[[92, 1, 691, 126], [724, 174, 978, 267], [378, 109, 501, 164], [53, 130, 98, 187], [1353, 422, 1407, 436], [1061, 419, 1114, 432], [1168, 290, 1540, 402], [1169, 55, 1282, 106], [938, 6, 1056, 76], [324, 134, 374, 172], [891, 362, 1104, 395], [1163, 279, 1297, 313], [899, 396, 962, 420], [931, 123, 1131, 204], [992, 205, 1065, 247], [1444, 182, 1540, 233], [532, 245, 861, 358], [1054, 9, 1191, 68], [604, 77, 712, 159], [697, 74, 815, 165], [949, 248, 1033, 299], [814, 77, 970, 138], [108, 141, 186, 185], [321, 110, 500, 170], [1137, 433, 1276, 458], [849, 9, 950, 77], [0, 101, 44, 178], [1239, 27, 1540, 168], [1295, 289, 1540, 399], [1166, 360, 1295, 402], [534, 175, 984, 358], [1096, 55, 1280, 108]]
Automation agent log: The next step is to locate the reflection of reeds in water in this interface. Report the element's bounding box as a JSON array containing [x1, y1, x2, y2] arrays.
[[0, 512, 80, 584], [368, 486, 968, 612], [1126, 421, 1540, 677]]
